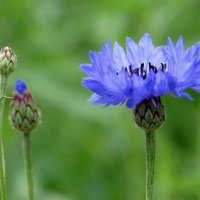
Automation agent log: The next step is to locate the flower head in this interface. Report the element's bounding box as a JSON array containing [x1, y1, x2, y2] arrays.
[[10, 80, 41, 133], [80, 34, 200, 108]]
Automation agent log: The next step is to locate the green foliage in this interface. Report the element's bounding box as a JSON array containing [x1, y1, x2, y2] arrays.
[[1, 0, 200, 199]]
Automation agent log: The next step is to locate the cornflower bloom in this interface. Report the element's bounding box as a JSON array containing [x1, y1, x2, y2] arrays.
[[81, 34, 200, 108], [80, 34, 200, 200]]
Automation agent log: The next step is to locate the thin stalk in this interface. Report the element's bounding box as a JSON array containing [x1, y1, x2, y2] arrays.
[[0, 75, 8, 200], [145, 130, 156, 200], [23, 132, 34, 200]]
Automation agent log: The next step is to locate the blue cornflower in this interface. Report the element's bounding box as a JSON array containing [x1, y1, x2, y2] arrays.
[[80, 33, 200, 108]]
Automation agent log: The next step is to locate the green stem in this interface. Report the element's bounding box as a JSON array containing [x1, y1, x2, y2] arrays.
[[145, 130, 156, 200], [23, 132, 34, 200], [0, 75, 8, 200]]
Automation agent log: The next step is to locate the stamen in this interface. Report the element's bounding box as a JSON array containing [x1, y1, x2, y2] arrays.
[[129, 65, 133, 74], [141, 63, 145, 71], [133, 68, 139, 76], [142, 71, 147, 79], [149, 62, 157, 73], [124, 62, 162, 79], [161, 63, 167, 72], [140, 63, 147, 79], [124, 65, 140, 76]]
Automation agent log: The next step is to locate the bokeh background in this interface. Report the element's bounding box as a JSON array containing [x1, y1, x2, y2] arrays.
[[1, 0, 200, 199]]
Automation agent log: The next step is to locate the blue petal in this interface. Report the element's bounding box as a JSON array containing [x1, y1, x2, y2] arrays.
[[139, 33, 154, 50], [82, 78, 106, 95], [166, 72, 177, 90], [80, 64, 93, 76], [153, 71, 172, 96], [167, 37, 176, 60], [176, 36, 185, 58], [173, 90, 193, 100], [138, 34, 154, 63], [126, 98, 137, 108], [126, 88, 149, 108], [88, 93, 113, 106], [15, 80, 28, 95], [88, 93, 103, 104], [113, 42, 130, 70], [125, 75, 151, 108], [186, 44, 198, 61], [150, 46, 166, 67], [126, 37, 140, 67], [145, 71, 156, 92], [101, 40, 116, 70]]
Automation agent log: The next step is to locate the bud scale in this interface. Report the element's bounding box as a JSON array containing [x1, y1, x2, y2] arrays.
[[133, 97, 165, 132]]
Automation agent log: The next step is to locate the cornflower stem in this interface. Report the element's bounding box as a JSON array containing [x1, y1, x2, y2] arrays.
[[0, 75, 8, 200], [145, 130, 156, 200], [23, 131, 34, 200]]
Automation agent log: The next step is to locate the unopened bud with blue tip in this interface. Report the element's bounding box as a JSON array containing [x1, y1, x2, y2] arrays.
[[9, 80, 41, 133]]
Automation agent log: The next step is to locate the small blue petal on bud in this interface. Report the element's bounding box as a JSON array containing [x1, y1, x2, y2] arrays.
[[15, 80, 28, 95]]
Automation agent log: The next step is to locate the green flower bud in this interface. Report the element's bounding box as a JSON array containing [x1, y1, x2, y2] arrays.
[[133, 97, 165, 132], [10, 80, 41, 133], [0, 47, 16, 76]]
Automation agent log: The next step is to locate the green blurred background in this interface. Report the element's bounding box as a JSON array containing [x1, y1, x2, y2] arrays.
[[1, 0, 200, 199]]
